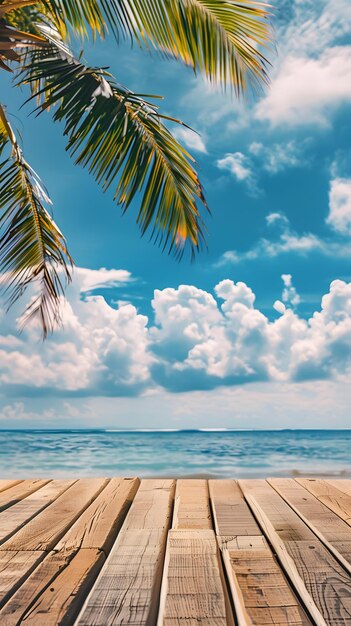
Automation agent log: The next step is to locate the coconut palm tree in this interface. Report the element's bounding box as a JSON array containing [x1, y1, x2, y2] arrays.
[[0, 0, 271, 336]]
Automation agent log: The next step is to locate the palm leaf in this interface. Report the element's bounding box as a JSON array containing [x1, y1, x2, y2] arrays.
[[40, 0, 135, 41], [128, 0, 272, 94], [0, 104, 72, 337], [0, 0, 47, 72], [41, 0, 271, 94], [18, 39, 208, 257]]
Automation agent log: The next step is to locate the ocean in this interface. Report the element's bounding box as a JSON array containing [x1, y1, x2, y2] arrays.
[[0, 429, 350, 478]]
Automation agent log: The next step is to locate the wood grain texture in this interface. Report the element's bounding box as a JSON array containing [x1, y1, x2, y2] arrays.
[[2, 477, 351, 626], [210, 480, 311, 626], [0, 480, 50, 513], [76, 479, 175, 626], [0, 480, 75, 545], [158, 529, 232, 626], [0, 551, 45, 608], [55, 477, 140, 554], [209, 479, 262, 538], [25, 549, 104, 625], [0, 550, 72, 624], [158, 480, 233, 626], [173, 480, 212, 530], [327, 480, 351, 499], [240, 479, 351, 626], [0, 479, 139, 625], [0, 481, 23, 495], [269, 478, 351, 571], [1, 478, 107, 552], [296, 478, 351, 525]]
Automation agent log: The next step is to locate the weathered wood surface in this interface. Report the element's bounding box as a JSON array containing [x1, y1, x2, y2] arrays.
[[296, 478, 351, 525], [76, 479, 175, 626], [0, 478, 139, 625], [210, 480, 311, 626], [0, 477, 351, 625], [269, 478, 351, 572], [240, 479, 351, 625], [0, 480, 50, 513], [158, 480, 233, 626], [0, 480, 75, 545]]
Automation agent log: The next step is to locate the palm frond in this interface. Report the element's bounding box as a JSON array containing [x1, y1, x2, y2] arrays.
[[128, 0, 272, 94], [0, 0, 47, 72], [41, 0, 134, 41], [0, 104, 72, 337], [18, 39, 208, 257], [41, 0, 271, 94]]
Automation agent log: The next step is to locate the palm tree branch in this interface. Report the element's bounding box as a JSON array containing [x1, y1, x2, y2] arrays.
[[0, 103, 73, 337], [36, 0, 271, 93], [17, 40, 208, 256]]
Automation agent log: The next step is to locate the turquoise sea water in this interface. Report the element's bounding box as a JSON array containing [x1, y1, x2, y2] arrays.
[[0, 429, 351, 478]]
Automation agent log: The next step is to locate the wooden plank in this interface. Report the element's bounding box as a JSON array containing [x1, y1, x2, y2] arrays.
[[55, 477, 140, 553], [327, 480, 351, 499], [1, 549, 105, 626], [1, 478, 107, 552], [0, 481, 23, 495], [158, 529, 232, 626], [0, 480, 50, 512], [210, 480, 311, 626], [0, 478, 139, 625], [0, 479, 108, 607], [76, 479, 175, 626], [157, 479, 233, 626], [0, 480, 75, 544], [173, 480, 212, 529], [210, 479, 262, 538], [296, 478, 351, 524], [240, 479, 351, 626], [0, 551, 45, 608], [269, 478, 351, 571]]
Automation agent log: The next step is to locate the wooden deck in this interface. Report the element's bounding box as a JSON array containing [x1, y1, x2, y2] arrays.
[[0, 479, 351, 624]]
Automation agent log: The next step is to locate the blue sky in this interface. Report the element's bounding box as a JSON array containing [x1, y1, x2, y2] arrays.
[[1, 0, 351, 428]]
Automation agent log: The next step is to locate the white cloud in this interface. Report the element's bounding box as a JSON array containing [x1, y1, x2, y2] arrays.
[[249, 141, 304, 174], [216, 152, 252, 181], [281, 274, 301, 308], [216, 152, 261, 197], [215, 142, 307, 197], [173, 127, 207, 153], [2, 268, 351, 395], [75, 267, 132, 292], [266, 212, 289, 227], [327, 178, 351, 234], [256, 47, 351, 127], [149, 278, 351, 390], [273, 300, 286, 315], [215, 231, 328, 267], [0, 402, 56, 421], [215, 223, 351, 267], [276, 0, 351, 59], [0, 282, 152, 396]]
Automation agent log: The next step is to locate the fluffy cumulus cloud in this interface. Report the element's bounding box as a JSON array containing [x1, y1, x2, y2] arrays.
[[254, 0, 351, 127], [0, 268, 152, 397], [327, 178, 351, 234], [256, 46, 351, 127], [1, 268, 351, 396]]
